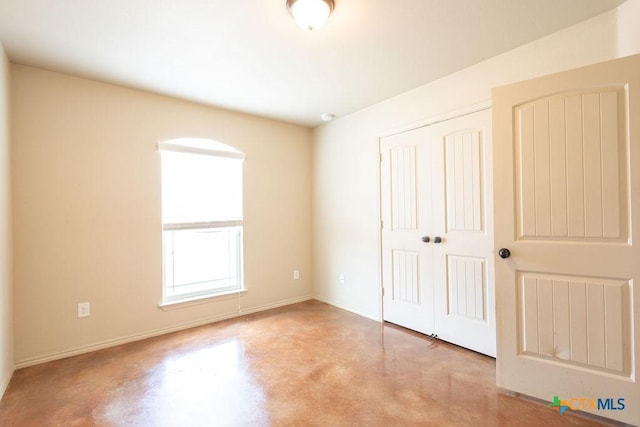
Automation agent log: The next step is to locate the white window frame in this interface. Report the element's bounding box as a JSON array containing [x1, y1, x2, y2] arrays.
[[159, 139, 245, 306]]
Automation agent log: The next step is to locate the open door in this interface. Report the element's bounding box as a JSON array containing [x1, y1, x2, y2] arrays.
[[493, 54, 640, 424]]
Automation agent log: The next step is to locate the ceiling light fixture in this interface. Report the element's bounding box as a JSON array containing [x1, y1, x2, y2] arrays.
[[286, 0, 335, 31]]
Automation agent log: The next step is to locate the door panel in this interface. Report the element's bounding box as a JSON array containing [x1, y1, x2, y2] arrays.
[[444, 130, 484, 233], [390, 146, 418, 231], [515, 88, 627, 241], [381, 127, 434, 335], [493, 54, 640, 424], [391, 250, 420, 304], [446, 255, 486, 321], [517, 272, 631, 375], [431, 110, 495, 357]]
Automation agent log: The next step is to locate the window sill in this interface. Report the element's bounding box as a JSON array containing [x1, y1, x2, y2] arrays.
[[159, 289, 248, 311]]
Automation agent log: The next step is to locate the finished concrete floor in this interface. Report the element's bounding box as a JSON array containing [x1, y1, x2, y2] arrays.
[[0, 300, 613, 426]]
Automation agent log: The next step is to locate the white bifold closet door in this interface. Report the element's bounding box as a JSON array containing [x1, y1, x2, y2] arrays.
[[380, 109, 495, 357]]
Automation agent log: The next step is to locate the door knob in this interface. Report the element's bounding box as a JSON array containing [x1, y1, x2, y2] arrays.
[[498, 248, 511, 259], [434, 236, 442, 244], [421, 236, 430, 243]]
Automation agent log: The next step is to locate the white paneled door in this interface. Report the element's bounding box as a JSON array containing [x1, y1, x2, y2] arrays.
[[381, 110, 495, 356], [493, 54, 640, 424], [380, 127, 435, 336], [430, 111, 495, 357]]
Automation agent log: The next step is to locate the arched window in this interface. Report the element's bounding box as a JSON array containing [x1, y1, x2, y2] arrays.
[[159, 138, 244, 304]]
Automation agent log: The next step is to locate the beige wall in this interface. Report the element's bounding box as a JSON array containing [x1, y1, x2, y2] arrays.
[[11, 65, 313, 365], [0, 43, 13, 397], [8, 0, 640, 371], [312, 1, 640, 320]]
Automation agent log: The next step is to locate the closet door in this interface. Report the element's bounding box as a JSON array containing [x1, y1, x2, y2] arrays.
[[380, 110, 495, 358], [430, 110, 496, 357], [380, 127, 435, 335]]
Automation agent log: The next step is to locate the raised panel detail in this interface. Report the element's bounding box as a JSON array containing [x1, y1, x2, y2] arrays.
[[392, 250, 420, 304], [444, 131, 483, 232], [446, 256, 486, 321], [390, 146, 417, 230], [515, 88, 628, 241], [517, 272, 630, 375]]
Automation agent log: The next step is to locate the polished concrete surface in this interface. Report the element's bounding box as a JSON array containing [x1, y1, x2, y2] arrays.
[[0, 300, 612, 426]]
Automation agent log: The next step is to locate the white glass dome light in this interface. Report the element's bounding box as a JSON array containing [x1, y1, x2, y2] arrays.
[[286, 0, 335, 31]]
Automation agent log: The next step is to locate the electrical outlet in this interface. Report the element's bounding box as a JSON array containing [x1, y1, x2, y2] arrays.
[[78, 302, 90, 318], [293, 269, 300, 280], [339, 273, 345, 285]]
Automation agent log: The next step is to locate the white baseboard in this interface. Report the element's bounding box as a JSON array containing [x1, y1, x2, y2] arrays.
[[313, 295, 381, 322], [15, 294, 314, 369], [238, 294, 314, 316]]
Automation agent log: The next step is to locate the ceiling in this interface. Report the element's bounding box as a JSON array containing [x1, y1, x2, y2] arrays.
[[0, 0, 627, 127]]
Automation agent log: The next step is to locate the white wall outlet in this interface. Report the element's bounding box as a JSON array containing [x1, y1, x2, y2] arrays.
[[293, 269, 300, 280], [78, 302, 90, 318], [339, 273, 345, 285]]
